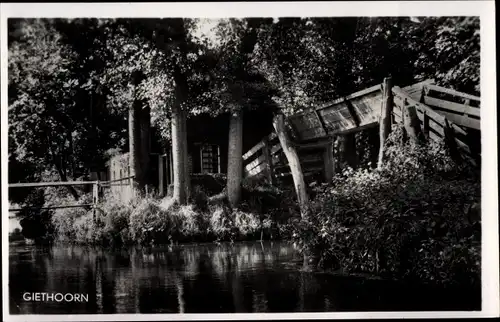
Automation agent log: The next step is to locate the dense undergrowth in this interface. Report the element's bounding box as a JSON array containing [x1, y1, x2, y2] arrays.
[[293, 126, 481, 286], [50, 178, 296, 247]]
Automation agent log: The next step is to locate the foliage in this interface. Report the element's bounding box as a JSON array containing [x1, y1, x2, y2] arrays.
[[294, 125, 480, 286], [49, 181, 295, 246]]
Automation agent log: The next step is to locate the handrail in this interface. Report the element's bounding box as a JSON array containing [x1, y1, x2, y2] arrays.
[[242, 132, 278, 161], [424, 84, 480, 103], [100, 175, 135, 185], [8, 181, 99, 188]]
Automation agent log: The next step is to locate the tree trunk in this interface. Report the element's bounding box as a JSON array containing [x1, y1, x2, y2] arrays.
[[129, 92, 143, 191], [171, 67, 189, 205], [171, 101, 187, 205], [377, 77, 394, 169], [129, 72, 145, 192], [273, 114, 309, 218], [227, 108, 244, 208], [139, 104, 151, 187], [181, 108, 191, 201]]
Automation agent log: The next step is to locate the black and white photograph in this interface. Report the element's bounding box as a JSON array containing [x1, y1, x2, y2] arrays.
[[1, 1, 498, 320]]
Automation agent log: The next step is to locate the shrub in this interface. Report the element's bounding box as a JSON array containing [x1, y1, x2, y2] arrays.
[[129, 197, 178, 245], [208, 204, 234, 241], [294, 125, 481, 286]]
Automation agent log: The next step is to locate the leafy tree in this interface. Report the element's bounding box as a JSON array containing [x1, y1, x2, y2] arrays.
[[9, 19, 85, 200]]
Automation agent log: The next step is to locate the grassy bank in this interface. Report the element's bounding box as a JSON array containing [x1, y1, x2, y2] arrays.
[[51, 182, 297, 247], [293, 126, 481, 287]]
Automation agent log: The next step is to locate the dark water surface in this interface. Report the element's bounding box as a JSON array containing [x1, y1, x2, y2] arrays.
[[9, 241, 480, 314]]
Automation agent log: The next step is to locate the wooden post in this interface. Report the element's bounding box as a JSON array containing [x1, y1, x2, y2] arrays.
[[158, 154, 164, 197], [403, 98, 423, 144], [377, 77, 394, 169], [422, 111, 430, 138], [217, 145, 221, 173], [262, 138, 276, 185], [92, 182, 99, 220], [199, 144, 204, 173], [323, 141, 335, 182], [273, 114, 309, 218]]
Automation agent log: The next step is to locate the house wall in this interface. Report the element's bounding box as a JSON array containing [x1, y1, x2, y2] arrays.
[[106, 109, 274, 199]]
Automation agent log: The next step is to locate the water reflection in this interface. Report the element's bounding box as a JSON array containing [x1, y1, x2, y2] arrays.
[[9, 241, 480, 314]]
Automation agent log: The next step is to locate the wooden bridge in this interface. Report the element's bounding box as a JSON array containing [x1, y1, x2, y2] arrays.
[[242, 79, 481, 183]]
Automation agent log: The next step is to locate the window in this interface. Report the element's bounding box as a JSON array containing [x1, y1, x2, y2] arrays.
[[200, 144, 220, 173]]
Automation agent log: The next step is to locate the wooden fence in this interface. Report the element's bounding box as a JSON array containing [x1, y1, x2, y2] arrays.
[[8, 176, 135, 218], [242, 79, 481, 181], [392, 85, 480, 166]]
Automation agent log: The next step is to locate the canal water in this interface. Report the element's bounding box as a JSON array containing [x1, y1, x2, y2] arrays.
[[9, 241, 480, 314]]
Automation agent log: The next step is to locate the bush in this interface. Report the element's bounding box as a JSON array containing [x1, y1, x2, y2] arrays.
[[294, 125, 481, 286], [48, 173, 299, 246]]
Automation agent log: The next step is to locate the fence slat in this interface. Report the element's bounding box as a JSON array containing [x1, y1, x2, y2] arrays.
[[433, 110, 481, 130], [423, 96, 480, 117], [425, 84, 481, 103], [9, 181, 98, 188], [9, 204, 94, 212]]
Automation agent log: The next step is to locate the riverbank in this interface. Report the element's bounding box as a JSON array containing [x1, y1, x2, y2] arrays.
[[25, 129, 482, 288], [293, 129, 481, 287], [50, 183, 296, 247]]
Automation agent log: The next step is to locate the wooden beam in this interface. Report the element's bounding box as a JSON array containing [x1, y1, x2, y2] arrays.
[[316, 83, 381, 110], [323, 143, 335, 182], [9, 204, 95, 212], [262, 138, 276, 185], [392, 86, 447, 126], [402, 98, 424, 143], [423, 96, 481, 117], [425, 84, 481, 103], [435, 110, 481, 130], [313, 109, 328, 136], [378, 77, 394, 168], [9, 181, 98, 188], [344, 98, 361, 127]]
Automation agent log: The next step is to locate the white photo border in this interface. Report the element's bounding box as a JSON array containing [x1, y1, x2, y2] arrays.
[[1, 1, 498, 320]]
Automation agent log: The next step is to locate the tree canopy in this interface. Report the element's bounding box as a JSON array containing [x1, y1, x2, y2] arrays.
[[8, 16, 480, 205]]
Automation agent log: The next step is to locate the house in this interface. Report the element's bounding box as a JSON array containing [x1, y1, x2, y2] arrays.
[[106, 109, 274, 199]]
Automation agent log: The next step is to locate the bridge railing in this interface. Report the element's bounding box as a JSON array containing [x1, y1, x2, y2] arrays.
[[392, 86, 479, 166], [242, 132, 282, 182], [8, 176, 135, 217]]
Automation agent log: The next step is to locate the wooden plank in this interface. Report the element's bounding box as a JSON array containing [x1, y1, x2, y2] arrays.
[[313, 109, 328, 136], [425, 84, 481, 102], [242, 141, 265, 161], [393, 86, 447, 126], [242, 132, 278, 161], [423, 96, 481, 117], [429, 117, 445, 137], [428, 129, 442, 144], [455, 137, 472, 155], [296, 139, 333, 150], [316, 83, 381, 110], [435, 110, 481, 130], [9, 181, 99, 188], [262, 138, 276, 184], [393, 113, 402, 124], [299, 154, 323, 163], [9, 204, 94, 212], [245, 155, 266, 173], [393, 107, 402, 119]]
